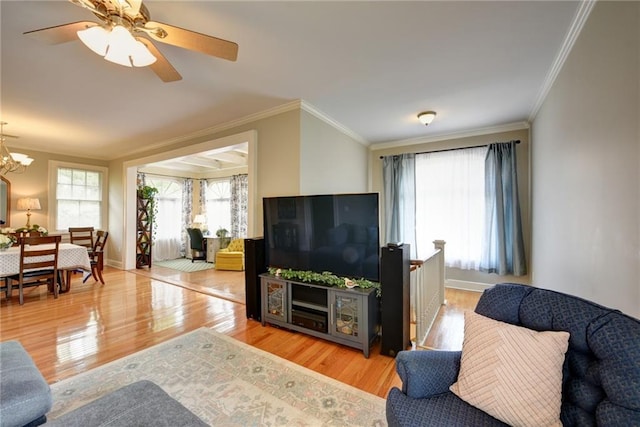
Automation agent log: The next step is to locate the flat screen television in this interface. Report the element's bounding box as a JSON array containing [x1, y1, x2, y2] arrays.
[[263, 193, 380, 282]]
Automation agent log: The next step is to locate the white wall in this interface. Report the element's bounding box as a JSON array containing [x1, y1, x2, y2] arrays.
[[300, 110, 369, 194], [531, 1, 639, 317]]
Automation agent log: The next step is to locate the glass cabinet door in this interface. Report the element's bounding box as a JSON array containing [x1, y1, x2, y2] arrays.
[[332, 292, 360, 341], [266, 279, 287, 321]]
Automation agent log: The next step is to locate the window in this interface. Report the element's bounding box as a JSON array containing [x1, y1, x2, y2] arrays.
[[49, 161, 108, 231], [415, 147, 486, 270], [205, 179, 231, 233], [144, 176, 183, 261]]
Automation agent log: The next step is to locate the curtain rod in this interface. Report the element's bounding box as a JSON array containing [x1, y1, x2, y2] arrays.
[[379, 139, 520, 159]]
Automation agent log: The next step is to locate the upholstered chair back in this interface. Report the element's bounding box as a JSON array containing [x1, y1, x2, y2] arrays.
[[226, 238, 244, 252], [475, 284, 640, 426]]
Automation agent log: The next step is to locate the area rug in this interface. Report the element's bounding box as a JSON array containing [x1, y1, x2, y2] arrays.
[[48, 328, 387, 426], [155, 258, 215, 272]]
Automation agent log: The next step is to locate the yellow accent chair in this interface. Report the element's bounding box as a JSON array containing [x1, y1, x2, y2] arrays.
[[215, 238, 244, 271]]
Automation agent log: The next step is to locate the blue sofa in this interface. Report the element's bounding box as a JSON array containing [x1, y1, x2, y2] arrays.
[[386, 283, 640, 426], [0, 340, 51, 427]]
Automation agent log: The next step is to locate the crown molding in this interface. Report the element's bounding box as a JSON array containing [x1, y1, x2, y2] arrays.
[[299, 100, 369, 146], [528, 0, 596, 121], [370, 121, 530, 151], [121, 100, 304, 158], [121, 99, 370, 159]]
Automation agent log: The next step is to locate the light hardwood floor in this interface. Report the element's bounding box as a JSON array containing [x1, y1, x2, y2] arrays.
[[0, 266, 481, 399]]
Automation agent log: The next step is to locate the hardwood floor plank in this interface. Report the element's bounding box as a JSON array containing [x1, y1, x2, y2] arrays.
[[0, 266, 480, 399]]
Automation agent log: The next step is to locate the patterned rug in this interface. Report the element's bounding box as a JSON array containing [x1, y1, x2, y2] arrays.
[[48, 328, 387, 426], [155, 258, 215, 272]]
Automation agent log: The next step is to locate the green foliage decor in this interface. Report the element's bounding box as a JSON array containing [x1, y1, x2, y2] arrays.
[[137, 185, 159, 242], [216, 227, 230, 248], [267, 267, 381, 297]]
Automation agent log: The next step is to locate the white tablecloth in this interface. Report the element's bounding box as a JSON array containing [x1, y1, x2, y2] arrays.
[[0, 243, 91, 277]]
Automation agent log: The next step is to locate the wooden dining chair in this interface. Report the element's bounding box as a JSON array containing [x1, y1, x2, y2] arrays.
[[67, 226, 95, 283], [9, 230, 43, 240], [69, 227, 95, 250], [7, 235, 61, 305], [83, 230, 109, 284]]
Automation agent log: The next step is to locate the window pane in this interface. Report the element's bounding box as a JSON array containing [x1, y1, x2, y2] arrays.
[[58, 169, 73, 185], [56, 166, 103, 230], [86, 172, 100, 187], [72, 185, 87, 200], [206, 179, 231, 232], [86, 185, 101, 201], [57, 183, 72, 199], [72, 170, 87, 185]]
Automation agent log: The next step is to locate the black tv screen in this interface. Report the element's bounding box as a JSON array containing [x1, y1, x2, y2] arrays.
[[263, 193, 380, 282]]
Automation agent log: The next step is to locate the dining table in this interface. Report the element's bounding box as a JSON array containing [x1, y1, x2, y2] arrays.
[[0, 243, 92, 293]]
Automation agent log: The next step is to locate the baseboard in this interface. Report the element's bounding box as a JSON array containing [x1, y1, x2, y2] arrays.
[[106, 258, 123, 269], [445, 279, 491, 293]]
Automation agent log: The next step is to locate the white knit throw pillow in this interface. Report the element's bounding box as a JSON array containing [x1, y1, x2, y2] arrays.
[[450, 311, 570, 427]]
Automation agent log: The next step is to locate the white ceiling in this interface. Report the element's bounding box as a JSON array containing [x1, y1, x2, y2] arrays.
[[1, 1, 583, 161], [138, 142, 248, 176]]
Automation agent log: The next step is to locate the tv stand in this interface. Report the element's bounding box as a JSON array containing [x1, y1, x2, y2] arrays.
[[260, 274, 379, 357]]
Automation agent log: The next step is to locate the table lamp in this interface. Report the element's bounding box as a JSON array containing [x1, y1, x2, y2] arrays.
[[16, 198, 41, 228], [193, 214, 207, 232]]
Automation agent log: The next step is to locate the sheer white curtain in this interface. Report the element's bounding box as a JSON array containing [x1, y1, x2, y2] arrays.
[[415, 147, 486, 270], [145, 176, 184, 261], [205, 178, 231, 234]]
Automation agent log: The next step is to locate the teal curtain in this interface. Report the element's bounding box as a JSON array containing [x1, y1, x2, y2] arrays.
[[382, 154, 416, 258], [480, 141, 526, 275]]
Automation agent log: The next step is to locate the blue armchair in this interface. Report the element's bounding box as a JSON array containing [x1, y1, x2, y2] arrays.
[[386, 283, 640, 426]]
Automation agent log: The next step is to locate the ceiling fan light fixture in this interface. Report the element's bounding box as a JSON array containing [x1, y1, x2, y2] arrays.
[[131, 40, 157, 66], [418, 111, 437, 126], [104, 25, 137, 66], [77, 25, 110, 56], [79, 24, 156, 68]]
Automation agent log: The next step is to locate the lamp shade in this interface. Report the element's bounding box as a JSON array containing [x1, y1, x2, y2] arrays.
[[130, 39, 157, 67], [194, 214, 206, 224], [77, 25, 110, 56], [418, 111, 437, 126], [78, 25, 156, 67], [16, 198, 41, 211]]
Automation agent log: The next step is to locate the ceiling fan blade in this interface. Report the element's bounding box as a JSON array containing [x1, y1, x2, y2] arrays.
[[137, 38, 182, 83], [145, 21, 238, 62], [24, 21, 97, 45]]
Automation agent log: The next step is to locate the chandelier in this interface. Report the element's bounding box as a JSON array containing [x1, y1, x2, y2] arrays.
[[0, 122, 34, 175]]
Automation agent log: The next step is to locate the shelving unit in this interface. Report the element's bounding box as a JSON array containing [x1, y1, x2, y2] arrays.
[[260, 274, 379, 357], [136, 195, 153, 268]]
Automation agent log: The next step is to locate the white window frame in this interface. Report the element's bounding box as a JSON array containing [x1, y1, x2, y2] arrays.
[[48, 160, 109, 233]]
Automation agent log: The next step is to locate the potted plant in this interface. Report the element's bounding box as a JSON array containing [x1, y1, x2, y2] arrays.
[[216, 227, 230, 248]]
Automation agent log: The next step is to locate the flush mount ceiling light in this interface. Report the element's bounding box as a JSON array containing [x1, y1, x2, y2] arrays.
[[418, 111, 437, 126]]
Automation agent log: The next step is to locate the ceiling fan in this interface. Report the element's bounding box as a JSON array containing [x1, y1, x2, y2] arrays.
[[24, 0, 239, 82]]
